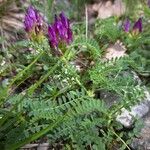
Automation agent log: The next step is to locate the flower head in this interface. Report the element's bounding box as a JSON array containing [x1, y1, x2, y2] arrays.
[[24, 6, 43, 33], [54, 15, 66, 41], [123, 17, 143, 36], [48, 12, 73, 49], [148, 0, 150, 8], [123, 18, 130, 32], [132, 18, 142, 33]]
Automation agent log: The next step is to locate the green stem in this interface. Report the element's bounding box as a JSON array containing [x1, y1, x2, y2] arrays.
[[27, 60, 60, 95], [27, 49, 70, 95], [62, 56, 89, 95], [9, 51, 44, 88], [110, 128, 131, 150], [0, 94, 25, 127], [6, 115, 66, 150], [0, 51, 44, 105]]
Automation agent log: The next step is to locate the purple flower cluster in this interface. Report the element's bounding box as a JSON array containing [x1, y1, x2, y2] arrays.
[[24, 6, 43, 34], [123, 18, 142, 34], [24, 6, 73, 47], [48, 12, 73, 48]]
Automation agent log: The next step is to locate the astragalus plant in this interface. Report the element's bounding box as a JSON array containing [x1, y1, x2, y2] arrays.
[[0, 3, 150, 150]]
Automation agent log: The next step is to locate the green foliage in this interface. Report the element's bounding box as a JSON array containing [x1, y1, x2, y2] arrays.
[[0, 36, 145, 149], [72, 37, 101, 58], [0, 1, 150, 150], [95, 17, 122, 43], [123, 0, 149, 17]]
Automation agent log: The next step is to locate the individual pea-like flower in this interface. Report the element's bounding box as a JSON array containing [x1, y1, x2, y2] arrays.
[[24, 6, 43, 37], [48, 12, 73, 49], [48, 25, 58, 48], [123, 17, 142, 35], [123, 18, 130, 32], [132, 18, 142, 33]]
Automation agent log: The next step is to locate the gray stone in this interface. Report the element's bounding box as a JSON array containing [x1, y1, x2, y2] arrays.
[[115, 70, 150, 127], [131, 111, 150, 150], [116, 101, 150, 127]]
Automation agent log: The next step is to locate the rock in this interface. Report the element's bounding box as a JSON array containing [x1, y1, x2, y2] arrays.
[[131, 111, 150, 150], [116, 88, 150, 127], [99, 90, 120, 107], [100, 38, 150, 128], [116, 101, 150, 127], [99, 86, 150, 128], [88, 0, 125, 21]]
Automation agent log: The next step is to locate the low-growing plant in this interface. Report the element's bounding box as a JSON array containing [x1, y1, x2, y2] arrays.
[[0, 2, 150, 150]]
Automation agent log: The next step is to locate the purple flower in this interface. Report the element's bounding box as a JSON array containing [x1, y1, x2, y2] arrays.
[[133, 18, 142, 33], [24, 6, 43, 33], [48, 12, 73, 49], [148, 0, 150, 8], [123, 17, 143, 35], [60, 12, 69, 29], [48, 25, 58, 48], [67, 28, 73, 44], [123, 18, 130, 32], [54, 15, 66, 40]]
